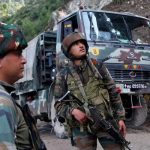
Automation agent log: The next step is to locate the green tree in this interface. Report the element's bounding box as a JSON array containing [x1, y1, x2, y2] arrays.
[[1, 0, 66, 41]]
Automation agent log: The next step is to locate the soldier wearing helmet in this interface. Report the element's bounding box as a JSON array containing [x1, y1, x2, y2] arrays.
[[61, 32, 88, 59], [0, 22, 42, 150], [55, 32, 126, 150]]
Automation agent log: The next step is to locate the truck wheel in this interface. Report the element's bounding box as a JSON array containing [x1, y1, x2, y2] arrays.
[[123, 95, 147, 127]]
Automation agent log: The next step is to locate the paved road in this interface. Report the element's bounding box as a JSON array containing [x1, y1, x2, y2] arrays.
[[40, 123, 150, 150]]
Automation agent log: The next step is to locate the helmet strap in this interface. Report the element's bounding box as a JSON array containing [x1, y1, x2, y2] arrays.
[[69, 53, 88, 61]]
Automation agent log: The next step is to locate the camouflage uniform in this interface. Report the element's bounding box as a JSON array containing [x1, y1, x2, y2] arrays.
[[55, 32, 126, 150], [0, 22, 32, 149], [0, 82, 32, 150], [0, 22, 27, 57]]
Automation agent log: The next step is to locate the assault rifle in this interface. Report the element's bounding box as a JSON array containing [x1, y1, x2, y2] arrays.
[[19, 104, 47, 150], [88, 106, 131, 150], [59, 91, 131, 150]]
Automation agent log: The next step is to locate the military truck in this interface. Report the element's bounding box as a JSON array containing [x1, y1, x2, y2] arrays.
[[14, 31, 68, 138], [56, 9, 150, 127], [14, 31, 56, 121], [14, 8, 150, 134]]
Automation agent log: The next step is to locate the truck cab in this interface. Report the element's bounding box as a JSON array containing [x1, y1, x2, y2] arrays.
[[56, 9, 150, 127]]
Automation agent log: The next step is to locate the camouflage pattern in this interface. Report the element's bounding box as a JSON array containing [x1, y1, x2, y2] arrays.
[[0, 81, 32, 149], [73, 127, 124, 150], [0, 22, 27, 57], [54, 58, 125, 149]]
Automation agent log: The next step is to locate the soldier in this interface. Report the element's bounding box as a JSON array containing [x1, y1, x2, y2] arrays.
[[0, 22, 36, 149], [54, 32, 126, 150]]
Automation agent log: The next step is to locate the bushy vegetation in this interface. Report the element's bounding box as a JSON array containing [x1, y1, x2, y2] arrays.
[[1, 0, 66, 41], [0, 1, 24, 17], [1, 0, 127, 41]]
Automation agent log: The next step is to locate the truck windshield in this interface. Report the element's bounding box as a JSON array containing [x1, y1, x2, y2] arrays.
[[82, 11, 150, 45]]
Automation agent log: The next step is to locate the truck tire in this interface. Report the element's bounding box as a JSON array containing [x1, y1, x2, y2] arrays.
[[124, 96, 147, 127]]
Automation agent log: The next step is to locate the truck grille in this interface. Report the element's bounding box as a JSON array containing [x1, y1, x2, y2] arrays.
[[108, 69, 150, 81]]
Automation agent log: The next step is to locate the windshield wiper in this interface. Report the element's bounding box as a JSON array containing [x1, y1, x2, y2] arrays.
[[122, 17, 137, 45]]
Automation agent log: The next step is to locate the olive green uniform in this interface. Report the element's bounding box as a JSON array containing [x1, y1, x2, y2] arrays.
[[55, 59, 125, 150]]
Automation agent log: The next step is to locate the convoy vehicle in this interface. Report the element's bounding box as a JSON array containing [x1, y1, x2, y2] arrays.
[[56, 9, 150, 127], [14, 8, 150, 136], [14, 31, 56, 122]]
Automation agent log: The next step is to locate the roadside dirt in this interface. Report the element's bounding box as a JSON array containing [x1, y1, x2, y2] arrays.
[[39, 115, 150, 150], [103, 0, 150, 18]]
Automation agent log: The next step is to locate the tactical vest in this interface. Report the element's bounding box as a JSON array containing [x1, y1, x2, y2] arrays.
[[66, 60, 113, 124]]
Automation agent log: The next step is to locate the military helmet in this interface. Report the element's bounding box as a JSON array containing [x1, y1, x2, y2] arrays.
[[0, 22, 27, 57], [61, 32, 89, 58]]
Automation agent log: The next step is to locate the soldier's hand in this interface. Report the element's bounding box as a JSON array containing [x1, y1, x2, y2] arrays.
[[118, 120, 126, 137], [71, 108, 87, 124]]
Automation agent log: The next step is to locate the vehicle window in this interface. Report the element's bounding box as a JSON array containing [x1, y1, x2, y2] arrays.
[[82, 12, 130, 43], [105, 13, 129, 43], [61, 15, 78, 42], [130, 20, 150, 44], [82, 11, 150, 45]]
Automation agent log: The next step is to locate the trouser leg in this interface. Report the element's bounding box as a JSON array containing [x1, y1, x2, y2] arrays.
[[98, 137, 125, 150], [97, 131, 125, 150], [72, 128, 97, 150]]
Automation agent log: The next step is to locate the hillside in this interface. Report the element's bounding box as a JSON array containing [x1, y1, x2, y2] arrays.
[[1, 0, 150, 41], [0, 0, 29, 17], [103, 0, 150, 18], [0, 0, 65, 41]]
